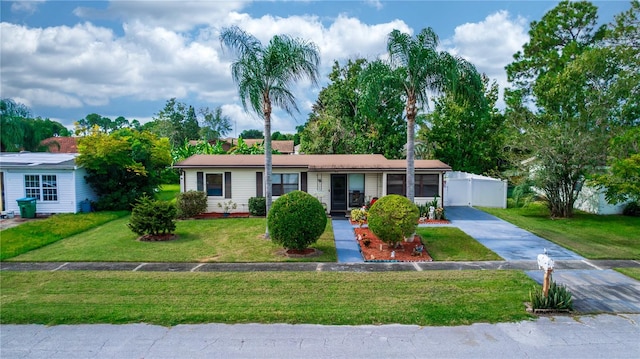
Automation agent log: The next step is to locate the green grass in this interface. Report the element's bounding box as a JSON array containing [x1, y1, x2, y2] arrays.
[[616, 268, 640, 281], [480, 203, 640, 260], [155, 184, 180, 203], [417, 227, 502, 261], [8, 217, 337, 262], [0, 211, 129, 261], [0, 270, 535, 326]]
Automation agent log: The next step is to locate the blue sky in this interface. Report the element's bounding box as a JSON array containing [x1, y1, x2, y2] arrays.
[[0, 0, 631, 135]]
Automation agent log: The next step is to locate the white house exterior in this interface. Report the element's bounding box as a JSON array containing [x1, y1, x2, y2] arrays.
[[0, 152, 98, 215], [174, 154, 451, 214]]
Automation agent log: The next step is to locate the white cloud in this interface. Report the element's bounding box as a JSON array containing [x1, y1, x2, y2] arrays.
[[365, 0, 383, 10], [443, 11, 529, 107], [11, 0, 46, 14], [73, 1, 247, 32]]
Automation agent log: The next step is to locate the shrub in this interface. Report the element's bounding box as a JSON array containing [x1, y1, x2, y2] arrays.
[[623, 201, 640, 217], [267, 190, 327, 250], [350, 207, 367, 225], [512, 181, 535, 208], [368, 194, 419, 247], [176, 191, 208, 218], [249, 197, 266, 216], [529, 281, 573, 310], [128, 195, 177, 236]]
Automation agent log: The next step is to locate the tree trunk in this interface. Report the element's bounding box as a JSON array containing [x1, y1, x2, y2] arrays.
[[263, 94, 272, 239], [406, 95, 416, 202]]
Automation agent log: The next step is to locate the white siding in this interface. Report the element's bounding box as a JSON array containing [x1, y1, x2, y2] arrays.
[[73, 168, 98, 212], [575, 185, 629, 215], [364, 173, 382, 203], [2, 169, 80, 214]]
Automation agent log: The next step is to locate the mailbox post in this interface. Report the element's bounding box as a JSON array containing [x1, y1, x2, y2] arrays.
[[537, 250, 554, 297]]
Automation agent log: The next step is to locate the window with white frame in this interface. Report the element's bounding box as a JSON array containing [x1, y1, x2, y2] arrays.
[[272, 173, 299, 196], [24, 174, 58, 201]]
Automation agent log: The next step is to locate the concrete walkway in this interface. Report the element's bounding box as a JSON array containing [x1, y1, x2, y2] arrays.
[[332, 218, 364, 263], [2, 314, 639, 358]]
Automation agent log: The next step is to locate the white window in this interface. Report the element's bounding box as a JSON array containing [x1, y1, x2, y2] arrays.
[[24, 175, 58, 201]]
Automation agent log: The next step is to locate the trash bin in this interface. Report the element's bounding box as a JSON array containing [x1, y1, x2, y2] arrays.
[[16, 197, 37, 218], [80, 199, 92, 213]]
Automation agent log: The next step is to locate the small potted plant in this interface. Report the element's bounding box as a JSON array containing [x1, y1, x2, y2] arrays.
[[351, 207, 367, 227], [217, 200, 237, 217], [435, 207, 444, 220]]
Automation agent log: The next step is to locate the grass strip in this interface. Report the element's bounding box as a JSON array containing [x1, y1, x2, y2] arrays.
[[480, 203, 640, 260], [0, 270, 534, 326], [9, 217, 337, 263], [417, 227, 502, 261], [0, 211, 129, 261], [615, 268, 640, 281]]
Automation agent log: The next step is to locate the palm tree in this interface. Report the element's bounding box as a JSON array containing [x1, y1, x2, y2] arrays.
[[220, 26, 320, 237], [385, 28, 482, 202]]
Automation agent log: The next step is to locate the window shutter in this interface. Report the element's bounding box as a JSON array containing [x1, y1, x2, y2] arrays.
[[197, 172, 203, 191], [256, 172, 263, 197], [225, 172, 232, 199], [301, 172, 307, 192]]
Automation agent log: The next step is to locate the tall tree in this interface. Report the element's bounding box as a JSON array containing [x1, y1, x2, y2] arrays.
[[239, 129, 264, 139], [199, 106, 232, 141], [1, 98, 69, 152], [505, 0, 634, 217], [152, 98, 201, 147], [376, 28, 482, 201], [300, 59, 405, 158], [421, 75, 505, 174], [220, 26, 320, 237]]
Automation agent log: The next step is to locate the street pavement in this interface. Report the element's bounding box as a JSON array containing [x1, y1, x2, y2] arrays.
[[2, 314, 639, 358]]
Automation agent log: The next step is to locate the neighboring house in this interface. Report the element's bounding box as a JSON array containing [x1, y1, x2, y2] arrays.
[[0, 152, 97, 215], [40, 137, 79, 153], [174, 154, 450, 215], [574, 185, 630, 215]]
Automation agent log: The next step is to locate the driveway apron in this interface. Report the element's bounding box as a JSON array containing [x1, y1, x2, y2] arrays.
[[445, 206, 584, 261]]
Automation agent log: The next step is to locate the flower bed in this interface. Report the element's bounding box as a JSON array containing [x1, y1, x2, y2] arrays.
[[350, 218, 450, 226], [354, 227, 433, 262]]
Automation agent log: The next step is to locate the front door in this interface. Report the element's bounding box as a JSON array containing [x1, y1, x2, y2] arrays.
[[331, 174, 347, 213]]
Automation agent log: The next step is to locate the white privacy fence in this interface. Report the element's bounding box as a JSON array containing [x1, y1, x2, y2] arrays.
[[444, 171, 507, 208]]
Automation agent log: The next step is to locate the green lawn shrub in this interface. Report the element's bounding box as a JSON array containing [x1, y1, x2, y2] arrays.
[[368, 194, 419, 247], [128, 196, 177, 236], [248, 197, 266, 216], [267, 190, 327, 250], [176, 190, 208, 218]]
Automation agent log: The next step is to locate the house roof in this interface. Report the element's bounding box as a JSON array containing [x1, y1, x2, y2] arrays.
[[0, 152, 78, 170], [174, 154, 451, 172], [40, 137, 78, 153]]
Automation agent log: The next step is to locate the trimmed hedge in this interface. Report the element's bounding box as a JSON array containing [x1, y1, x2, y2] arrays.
[[128, 196, 177, 236], [368, 194, 419, 247], [249, 197, 266, 216], [267, 190, 327, 250], [176, 190, 208, 218]]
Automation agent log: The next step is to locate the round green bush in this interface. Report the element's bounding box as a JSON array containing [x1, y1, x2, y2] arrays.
[[267, 190, 327, 250], [367, 194, 419, 247]]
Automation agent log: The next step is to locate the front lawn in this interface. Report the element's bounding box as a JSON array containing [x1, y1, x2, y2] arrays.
[[0, 211, 129, 261], [616, 268, 640, 281], [480, 203, 640, 260], [0, 270, 534, 326], [417, 227, 502, 261], [8, 217, 337, 263]]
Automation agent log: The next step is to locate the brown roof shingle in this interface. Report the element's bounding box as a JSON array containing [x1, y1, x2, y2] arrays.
[[40, 137, 78, 153], [174, 154, 451, 172]]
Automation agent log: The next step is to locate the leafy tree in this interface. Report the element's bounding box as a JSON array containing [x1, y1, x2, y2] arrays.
[[0, 98, 70, 152], [75, 113, 130, 135], [505, 0, 637, 217], [76, 128, 172, 210], [239, 129, 264, 139], [420, 75, 506, 174], [592, 127, 640, 203], [199, 106, 232, 141], [300, 59, 405, 158], [364, 28, 482, 201], [220, 25, 320, 238], [151, 98, 201, 147], [271, 131, 295, 141], [171, 139, 226, 164]]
